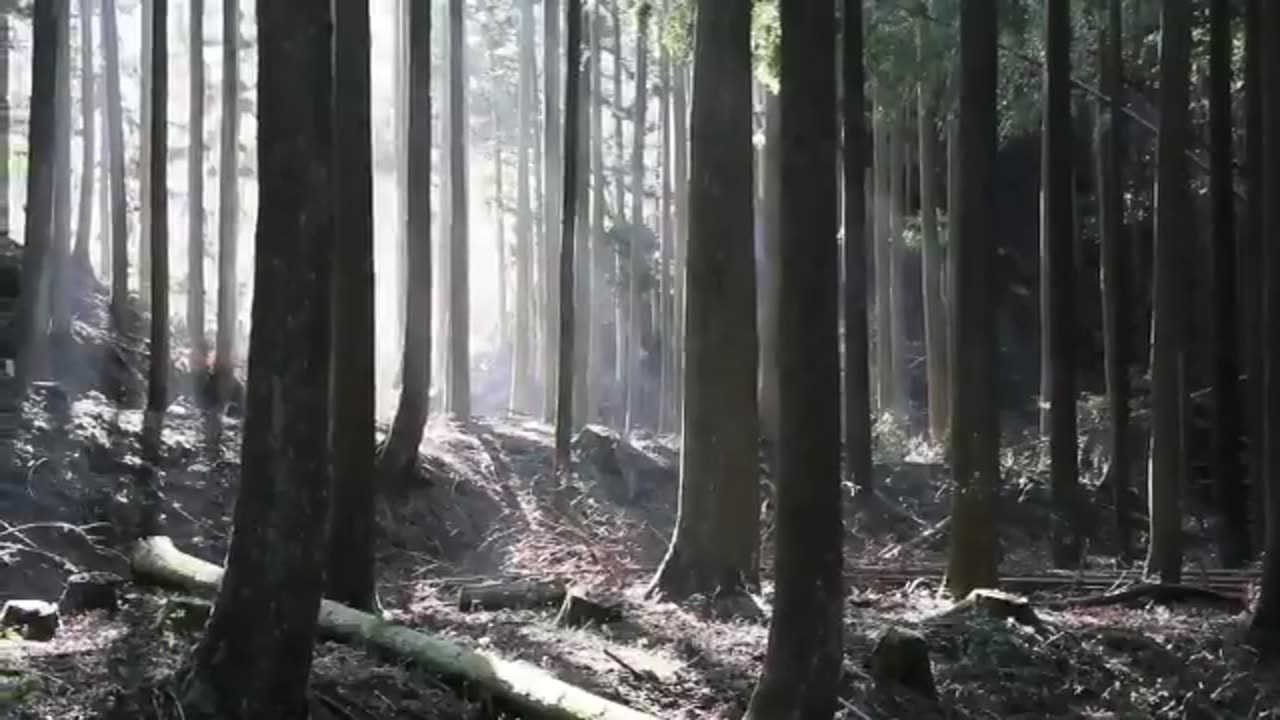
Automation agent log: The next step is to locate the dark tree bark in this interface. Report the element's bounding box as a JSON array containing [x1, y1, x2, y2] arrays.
[[102, 0, 128, 325], [554, 0, 582, 476], [1243, 0, 1265, 553], [918, 12, 948, 448], [179, 0, 334, 714], [649, 0, 759, 603], [73, 0, 94, 266], [745, 0, 843, 714], [327, 0, 378, 612], [543, 0, 562, 421], [1097, 0, 1132, 562], [138, 0, 152, 307], [212, 0, 238, 405], [1146, 0, 1192, 585], [187, 0, 207, 379], [844, 0, 872, 494], [142, 0, 169, 460], [1043, 0, 1081, 569], [946, 0, 1001, 596], [447, 0, 470, 421], [624, 2, 651, 434], [377, 0, 432, 480], [1250, 0, 1280, 648], [758, 92, 781, 444], [16, 0, 65, 393], [1208, 0, 1250, 568]]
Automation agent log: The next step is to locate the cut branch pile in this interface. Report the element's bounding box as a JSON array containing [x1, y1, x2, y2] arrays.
[[129, 536, 658, 720]]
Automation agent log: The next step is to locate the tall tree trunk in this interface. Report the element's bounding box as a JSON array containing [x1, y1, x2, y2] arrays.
[[138, 0, 152, 306], [672, 59, 688, 429], [99, 93, 111, 277], [746, 0, 842, 713], [1208, 0, 1249, 567], [1146, 0, 1192, 585], [512, 0, 535, 413], [624, 2, 650, 434], [447, 0, 470, 421], [494, 122, 508, 366], [1243, 0, 1265, 553], [872, 105, 892, 412], [1043, 0, 1081, 569], [887, 119, 907, 419], [649, 0, 758, 603], [657, 11, 672, 434], [390, 0, 407, 378], [50, 4, 71, 338], [844, 1, 871, 494], [610, 0, 625, 403], [378, 0, 432, 480], [102, 0, 128, 325], [1251, 0, 1280, 647], [74, 0, 95, 266], [212, 0, 238, 404], [180, 0, 334, 710], [1097, 0, 1132, 561], [918, 15, 949, 446], [758, 92, 781, 444], [589, 0, 605, 422], [143, 0, 169, 459], [946, 0, 1001, 597], [187, 0, 207, 378], [326, 0, 378, 613], [555, 0, 583, 475], [0, 10, 8, 238], [16, 0, 65, 393], [572, 20, 591, 429], [543, 0, 562, 421]]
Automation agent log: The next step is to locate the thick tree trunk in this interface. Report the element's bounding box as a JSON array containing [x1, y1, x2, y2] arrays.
[[1043, 0, 1081, 569], [186, 0, 207, 380], [758, 92, 781, 445], [649, 0, 758, 603], [1208, 0, 1250, 568], [1145, 0, 1192, 585], [16, 0, 65, 393], [179, 0, 335, 712], [745, 0, 843, 714], [212, 0, 238, 404], [378, 0, 432, 481], [447, 0, 470, 421], [1097, 0, 1132, 561], [102, 0, 128, 325], [844, 4, 871, 494], [554, 0, 582, 475], [143, 0, 169, 460], [327, 0, 378, 612], [73, 0, 95, 266], [946, 0, 1001, 597]]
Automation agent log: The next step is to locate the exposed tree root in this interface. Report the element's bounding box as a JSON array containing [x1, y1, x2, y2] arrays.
[[127, 536, 658, 720]]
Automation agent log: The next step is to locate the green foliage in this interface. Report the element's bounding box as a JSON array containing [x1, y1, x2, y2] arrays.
[[751, 0, 779, 92]]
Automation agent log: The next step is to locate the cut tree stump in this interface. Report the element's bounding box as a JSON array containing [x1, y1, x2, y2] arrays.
[[129, 536, 657, 720], [457, 580, 568, 612], [868, 627, 936, 700], [58, 571, 125, 615], [0, 600, 59, 641], [555, 592, 623, 629], [929, 588, 1041, 628]]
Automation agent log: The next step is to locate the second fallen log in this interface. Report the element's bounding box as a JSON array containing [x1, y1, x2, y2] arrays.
[[457, 580, 568, 612]]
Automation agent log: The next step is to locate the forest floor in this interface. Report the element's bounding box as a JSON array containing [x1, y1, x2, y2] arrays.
[[2, 262, 1279, 718]]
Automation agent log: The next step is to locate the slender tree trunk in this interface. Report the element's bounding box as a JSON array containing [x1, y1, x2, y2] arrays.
[[212, 0, 238, 404], [1146, 0, 1192, 585], [625, 3, 650, 434], [918, 17, 949, 446], [758, 92, 781, 444], [138, 0, 152, 306], [446, 0, 470, 421], [326, 0, 378, 613], [99, 95, 111, 278], [180, 0, 334, 709], [0, 10, 8, 239], [512, 0, 535, 414], [390, 0, 407, 378], [1250, 0, 1280, 646], [102, 0, 128, 325], [494, 121, 508, 365], [611, 0, 625, 405], [74, 0, 95, 266], [143, 0, 169, 459], [657, 14, 672, 433], [543, 0, 562, 422], [844, 0, 872, 495], [672, 60, 688, 427], [1243, 0, 1265, 553], [589, 1, 605, 422], [746, 0, 842, 712], [187, 0, 207, 379], [649, 0, 758, 604], [378, 0, 432, 480], [1044, 0, 1081, 569], [554, 0, 583, 475], [16, 0, 65, 393], [946, 0, 1001, 597], [1208, 0, 1249, 567], [888, 119, 907, 419], [872, 106, 892, 412], [1098, 0, 1132, 561]]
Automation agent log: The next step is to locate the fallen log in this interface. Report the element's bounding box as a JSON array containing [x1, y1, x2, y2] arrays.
[[457, 579, 568, 612], [129, 536, 657, 720], [1044, 583, 1246, 612]]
